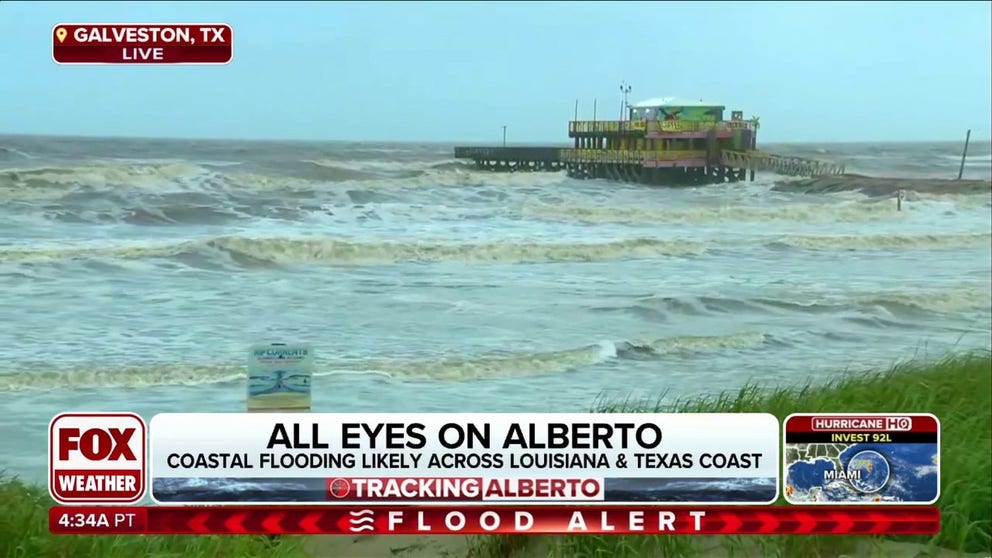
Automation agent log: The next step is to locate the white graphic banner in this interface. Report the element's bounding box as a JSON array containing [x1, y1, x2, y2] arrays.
[[149, 413, 779, 505]]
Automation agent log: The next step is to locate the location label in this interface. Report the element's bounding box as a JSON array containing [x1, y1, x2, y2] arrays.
[[52, 24, 233, 65]]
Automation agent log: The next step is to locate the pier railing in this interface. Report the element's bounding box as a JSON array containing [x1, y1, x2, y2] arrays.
[[559, 149, 707, 164], [454, 146, 564, 161], [454, 145, 843, 178], [651, 120, 756, 133], [569, 119, 757, 135], [721, 150, 845, 177], [569, 121, 648, 134]]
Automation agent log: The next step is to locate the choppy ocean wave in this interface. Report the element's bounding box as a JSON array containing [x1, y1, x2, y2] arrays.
[[4, 274, 988, 392], [0, 235, 708, 265], [1, 232, 986, 267], [526, 199, 915, 224], [0, 332, 770, 391], [0, 162, 208, 199], [11, 193, 989, 228], [1, 137, 990, 484], [0, 146, 36, 161], [762, 232, 990, 251], [766, 142, 992, 180], [0, 159, 552, 202], [2, 155, 987, 243], [628, 285, 992, 318]]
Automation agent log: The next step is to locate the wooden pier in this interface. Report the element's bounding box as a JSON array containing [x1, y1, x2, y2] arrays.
[[454, 97, 844, 186], [721, 150, 845, 178], [453, 147, 566, 172]]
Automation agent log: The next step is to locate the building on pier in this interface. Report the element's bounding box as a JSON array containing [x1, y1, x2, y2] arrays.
[[454, 96, 844, 185], [565, 96, 761, 184]]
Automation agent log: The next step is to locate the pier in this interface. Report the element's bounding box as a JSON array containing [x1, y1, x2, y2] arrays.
[[452, 147, 566, 172], [455, 97, 844, 186]]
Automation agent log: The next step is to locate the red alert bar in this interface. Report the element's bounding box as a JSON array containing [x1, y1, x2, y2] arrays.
[[52, 24, 233, 64], [50, 505, 940, 535]]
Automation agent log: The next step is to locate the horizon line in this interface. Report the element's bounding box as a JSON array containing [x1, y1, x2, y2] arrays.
[[0, 131, 987, 146]]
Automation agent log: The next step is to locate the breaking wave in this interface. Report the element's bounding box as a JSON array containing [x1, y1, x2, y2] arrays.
[[772, 174, 991, 196], [0, 146, 35, 161], [612, 332, 768, 360], [855, 288, 992, 315], [0, 157, 566, 227], [0, 161, 331, 203], [525, 200, 908, 224], [0, 159, 556, 204], [764, 232, 990, 251], [0, 235, 708, 265], [2, 231, 985, 267], [0, 162, 206, 194], [301, 158, 466, 175], [260, 158, 471, 182], [940, 153, 992, 164], [630, 286, 991, 318], [0, 332, 768, 391]]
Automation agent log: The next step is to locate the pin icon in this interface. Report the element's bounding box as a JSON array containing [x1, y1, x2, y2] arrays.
[[55, 28, 67, 43]]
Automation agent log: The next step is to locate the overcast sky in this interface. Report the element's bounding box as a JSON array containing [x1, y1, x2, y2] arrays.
[[2, 1, 990, 142]]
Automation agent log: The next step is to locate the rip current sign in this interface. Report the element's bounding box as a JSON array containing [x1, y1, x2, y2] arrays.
[[247, 343, 314, 412], [48, 412, 147, 503]]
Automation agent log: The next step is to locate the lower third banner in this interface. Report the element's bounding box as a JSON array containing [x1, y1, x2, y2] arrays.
[[149, 412, 780, 505], [50, 505, 940, 535]]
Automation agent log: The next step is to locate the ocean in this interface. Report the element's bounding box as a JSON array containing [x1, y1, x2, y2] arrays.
[[1, 135, 990, 482]]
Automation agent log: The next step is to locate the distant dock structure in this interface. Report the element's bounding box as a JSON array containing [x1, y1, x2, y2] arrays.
[[455, 96, 844, 186]]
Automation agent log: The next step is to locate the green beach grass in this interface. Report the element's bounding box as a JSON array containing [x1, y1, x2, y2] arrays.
[[0, 476, 309, 558], [3, 352, 989, 558], [469, 352, 992, 558]]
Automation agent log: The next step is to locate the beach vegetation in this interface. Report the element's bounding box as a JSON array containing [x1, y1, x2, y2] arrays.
[[469, 352, 992, 557]]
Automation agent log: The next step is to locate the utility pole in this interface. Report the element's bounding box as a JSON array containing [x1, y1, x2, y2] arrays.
[[620, 81, 632, 121], [502, 125, 507, 147], [957, 129, 971, 180]]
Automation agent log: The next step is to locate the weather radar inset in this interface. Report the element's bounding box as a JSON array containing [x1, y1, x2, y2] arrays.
[[783, 414, 939, 505]]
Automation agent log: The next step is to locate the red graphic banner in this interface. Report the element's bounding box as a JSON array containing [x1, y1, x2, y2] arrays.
[[50, 505, 940, 535], [52, 24, 233, 64], [787, 414, 939, 433]]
